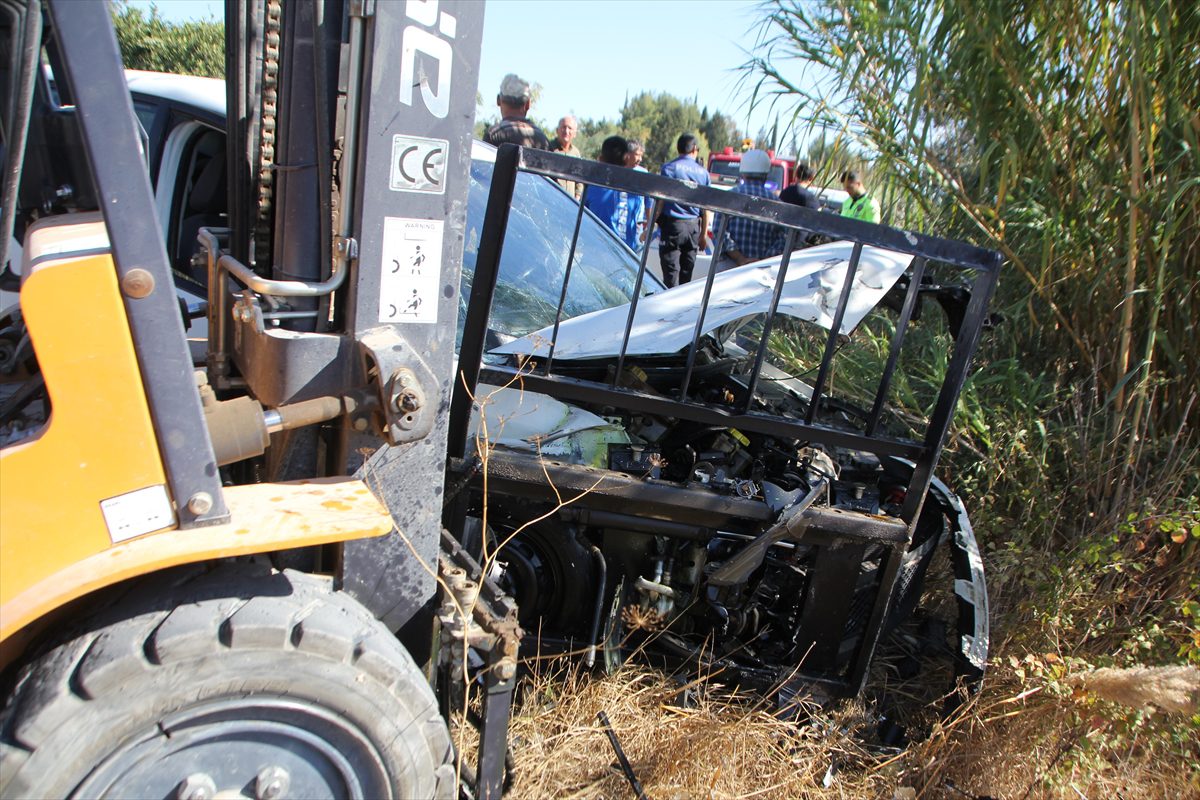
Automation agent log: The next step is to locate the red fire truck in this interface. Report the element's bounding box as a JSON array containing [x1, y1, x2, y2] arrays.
[[707, 146, 794, 192]]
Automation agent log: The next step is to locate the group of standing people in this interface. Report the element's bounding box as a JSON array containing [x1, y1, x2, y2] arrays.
[[481, 73, 882, 289]]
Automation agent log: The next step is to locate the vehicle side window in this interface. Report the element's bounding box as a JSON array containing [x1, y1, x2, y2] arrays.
[[132, 100, 167, 183], [167, 127, 226, 288], [133, 103, 158, 133]]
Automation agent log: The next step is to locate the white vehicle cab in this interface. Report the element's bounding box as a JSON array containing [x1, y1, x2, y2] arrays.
[[2, 70, 224, 360]]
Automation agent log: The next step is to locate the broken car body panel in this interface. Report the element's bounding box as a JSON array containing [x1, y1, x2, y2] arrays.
[[493, 241, 912, 360]]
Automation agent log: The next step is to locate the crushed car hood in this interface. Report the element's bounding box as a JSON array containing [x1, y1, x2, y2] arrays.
[[492, 241, 913, 361]]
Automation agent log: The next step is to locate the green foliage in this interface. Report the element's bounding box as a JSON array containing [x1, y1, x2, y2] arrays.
[[700, 107, 741, 155], [803, 133, 864, 192], [747, 0, 1199, 444], [574, 118, 623, 161], [110, 1, 224, 78], [474, 89, 741, 170], [619, 91, 710, 171], [748, 2, 1200, 789]]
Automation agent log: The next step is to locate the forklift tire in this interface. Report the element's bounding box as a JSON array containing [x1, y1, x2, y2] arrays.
[[0, 563, 455, 799]]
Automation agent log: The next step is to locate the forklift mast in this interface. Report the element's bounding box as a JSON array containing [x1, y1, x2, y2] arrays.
[[219, 0, 484, 630]]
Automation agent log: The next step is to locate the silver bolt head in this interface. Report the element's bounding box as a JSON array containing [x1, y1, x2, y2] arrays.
[[255, 765, 291, 800], [496, 658, 517, 681], [395, 390, 421, 413], [177, 773, 216, 800], [187, 492, 214, 515]]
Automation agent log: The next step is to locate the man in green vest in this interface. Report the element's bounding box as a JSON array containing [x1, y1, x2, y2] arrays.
[[840, 170, 881, 223]]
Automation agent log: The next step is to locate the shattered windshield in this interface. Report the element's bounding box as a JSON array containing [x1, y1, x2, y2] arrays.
[[460, 158, 662, 341]]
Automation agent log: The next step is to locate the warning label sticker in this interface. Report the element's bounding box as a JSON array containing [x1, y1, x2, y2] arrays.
[[101, 484, 175, 543], [389, 134, 449, 194], [379, 216, 442, 324]]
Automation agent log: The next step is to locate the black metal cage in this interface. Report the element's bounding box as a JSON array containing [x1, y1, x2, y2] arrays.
[[450, 143, 1001, 692]]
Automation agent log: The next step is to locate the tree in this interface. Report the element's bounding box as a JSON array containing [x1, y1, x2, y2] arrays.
[[620, 91, 711, 171], [574, 118, 623, 161], [111, 1, 224, 78], [700, 108, 741, 155], [803, 132, 860, 188], [744, 18, 1200, 785]]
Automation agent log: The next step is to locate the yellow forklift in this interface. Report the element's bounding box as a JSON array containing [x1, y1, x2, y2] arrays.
[[0, 0, 518, 796]]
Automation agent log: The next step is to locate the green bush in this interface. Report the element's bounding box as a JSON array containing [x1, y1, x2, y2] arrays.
[[748, 1, 1199, 789], [111, 1, 224, 78]]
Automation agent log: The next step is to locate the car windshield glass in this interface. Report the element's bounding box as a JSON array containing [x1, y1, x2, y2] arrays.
[[460, 159, 661, 341]]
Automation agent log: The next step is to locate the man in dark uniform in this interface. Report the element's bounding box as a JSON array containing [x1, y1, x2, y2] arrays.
[[780, 162, 827, 247], [483, 74, 550, 150], [780, 162, 818, 208], [656, 133, 710, 287]]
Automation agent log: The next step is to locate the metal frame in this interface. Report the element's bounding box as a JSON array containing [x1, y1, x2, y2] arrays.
[[456, 145, 1000, 527], [45, 0, 228, 527], [453, 144, 1001, 693]]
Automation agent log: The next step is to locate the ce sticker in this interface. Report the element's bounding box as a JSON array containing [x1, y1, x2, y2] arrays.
[[389, 134, 449, 194]]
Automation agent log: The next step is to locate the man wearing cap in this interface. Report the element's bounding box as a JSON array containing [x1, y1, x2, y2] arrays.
[[549, 115, 582, 198], [656, 133, 710, 287], [483, 74, 550, 150], [712, 149, 785, 272]]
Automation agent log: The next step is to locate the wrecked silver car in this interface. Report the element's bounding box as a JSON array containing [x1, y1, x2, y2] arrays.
[[446, 144, 999, 705]]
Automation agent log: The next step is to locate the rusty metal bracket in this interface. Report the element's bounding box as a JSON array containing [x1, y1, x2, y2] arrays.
[[358, 328, 439, 445], [437, 530, 521, 800]]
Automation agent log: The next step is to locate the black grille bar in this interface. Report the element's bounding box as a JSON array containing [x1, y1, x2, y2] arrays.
[[742, 229, 798, 414], [679, 212, 729, 401], [514, 148, 1002, 273], [545, 185, 589, 373], [866, 257, 927, 435], [613, 197, 660, 387], [449, 144, 519, 459], [899, 267, 998, 523], [805, 242, 863, 425], [477, 366, 925, 460]]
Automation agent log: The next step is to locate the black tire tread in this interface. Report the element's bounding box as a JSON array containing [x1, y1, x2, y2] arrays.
[[0, 561, 453, 799]]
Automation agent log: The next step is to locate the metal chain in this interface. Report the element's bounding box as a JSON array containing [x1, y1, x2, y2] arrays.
[[253, 0, 282, 266]]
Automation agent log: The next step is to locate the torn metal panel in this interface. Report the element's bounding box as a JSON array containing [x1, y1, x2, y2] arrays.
[[492, 241, 912, 361]]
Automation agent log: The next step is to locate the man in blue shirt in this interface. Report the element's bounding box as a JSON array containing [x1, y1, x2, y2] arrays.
[[583, 136, 646, 252], [712, 150, 785, 271], [656, 134, 710, 287]]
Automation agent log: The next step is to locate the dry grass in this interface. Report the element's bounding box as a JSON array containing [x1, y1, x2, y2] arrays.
[[450, 656, 1199, 799], [901, 666, 1200, 799], [496, 662, 893, 799], [1069, 666, 1200, 716]]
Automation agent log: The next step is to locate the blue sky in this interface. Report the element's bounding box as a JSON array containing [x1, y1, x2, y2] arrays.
[[129, 0, 802, 146]]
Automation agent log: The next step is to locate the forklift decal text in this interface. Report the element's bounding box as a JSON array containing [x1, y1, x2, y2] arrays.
[[399, 0, 456, 119]]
